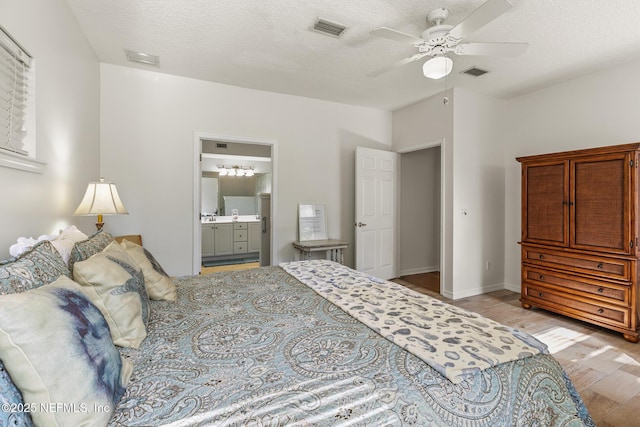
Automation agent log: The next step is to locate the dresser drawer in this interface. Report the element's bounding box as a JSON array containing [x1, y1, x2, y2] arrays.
[[233, 222, 247, 230], [233, 230, 247, 242], [233, 242, 247, 253], [522, 246, 632, 281], [523, 266, 630, 306], [523, 284, 630, 328]]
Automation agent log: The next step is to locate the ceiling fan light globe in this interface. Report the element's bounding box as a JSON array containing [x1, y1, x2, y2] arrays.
[[423, 56, 453, 79]]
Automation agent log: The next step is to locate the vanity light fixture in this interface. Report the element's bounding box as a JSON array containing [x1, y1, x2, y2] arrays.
[[217, 165, 255, 177]]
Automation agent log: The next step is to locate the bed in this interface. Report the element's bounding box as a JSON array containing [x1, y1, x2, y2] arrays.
[[0, 230, 593, 426]]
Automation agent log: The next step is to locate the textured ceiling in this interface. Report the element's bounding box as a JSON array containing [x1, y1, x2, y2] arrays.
[[65, 0, 640, 110]]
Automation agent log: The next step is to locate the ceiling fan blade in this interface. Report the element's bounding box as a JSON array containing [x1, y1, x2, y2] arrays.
[[368, 52, 428, 77], [370, 27, 424, 45], [455, 42, 528, 56], [448, 0, 512, 40]]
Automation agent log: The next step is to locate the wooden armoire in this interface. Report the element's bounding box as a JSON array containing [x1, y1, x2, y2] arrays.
[[517, 143, 640, 342]]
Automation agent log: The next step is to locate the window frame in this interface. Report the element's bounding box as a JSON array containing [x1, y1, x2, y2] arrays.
[[0, 25, 44, 173]]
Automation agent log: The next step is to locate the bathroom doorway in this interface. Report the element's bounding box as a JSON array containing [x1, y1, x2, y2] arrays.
[[192, 133, 277, 275]]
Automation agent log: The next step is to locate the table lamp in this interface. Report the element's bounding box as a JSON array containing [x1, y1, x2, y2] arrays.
[[74, 178, 129, 230]]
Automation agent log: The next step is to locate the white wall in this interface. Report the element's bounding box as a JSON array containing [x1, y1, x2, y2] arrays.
[[0, 0, 100, 258], [503, 59, 640, 291], [451, 88, 506, 298], [393, 88, 506, 298], [99, 64, 392, 275]]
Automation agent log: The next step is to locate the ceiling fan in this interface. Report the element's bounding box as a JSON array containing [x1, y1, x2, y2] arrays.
[[369, 0, 528, 78]]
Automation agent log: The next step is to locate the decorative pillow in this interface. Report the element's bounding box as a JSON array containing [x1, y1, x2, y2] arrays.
[[50, 225, 89, 265], [0, 361, 34, 427], [120, 239, 177, 301], [0, 240, 70, 295], [68, 229, 115, 274], [73, 241, 149, 348], [0, 276, 132, 427], [9, 233, 57, 258]]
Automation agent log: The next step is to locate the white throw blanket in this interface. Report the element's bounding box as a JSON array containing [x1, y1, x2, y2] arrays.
[[280, 260, 547, 384]]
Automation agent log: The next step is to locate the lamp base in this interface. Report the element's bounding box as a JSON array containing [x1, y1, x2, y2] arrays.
[[96, 214, 104, 231]]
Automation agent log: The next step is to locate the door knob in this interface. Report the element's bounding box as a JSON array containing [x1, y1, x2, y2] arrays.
[[355, 222, 367, 227]]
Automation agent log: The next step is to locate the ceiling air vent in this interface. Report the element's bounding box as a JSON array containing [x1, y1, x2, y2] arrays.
[[124, 49, 160, 67], [311, 18, 348, 38], [216, 143, 227, 149], [461, 66, 489, 77]]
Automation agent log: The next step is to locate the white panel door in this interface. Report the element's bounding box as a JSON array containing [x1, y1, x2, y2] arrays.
[[355, 146, 398, 279]]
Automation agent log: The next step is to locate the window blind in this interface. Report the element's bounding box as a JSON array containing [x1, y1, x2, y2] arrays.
[[0, 26, 32, 156]]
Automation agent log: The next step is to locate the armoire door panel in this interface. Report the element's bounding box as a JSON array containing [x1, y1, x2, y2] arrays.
[[571, 154, 630, 253], [523, 161, 568, 245]]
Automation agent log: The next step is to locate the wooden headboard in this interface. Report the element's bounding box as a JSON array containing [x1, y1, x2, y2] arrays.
[[114, 234, 143, 246]]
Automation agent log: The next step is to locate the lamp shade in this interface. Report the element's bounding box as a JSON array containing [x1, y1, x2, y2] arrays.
[[423, 56, 453, 79], [74, 178, 129, 217]]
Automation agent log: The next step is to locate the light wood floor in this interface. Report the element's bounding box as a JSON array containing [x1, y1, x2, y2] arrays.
[[201, 262, 260, 274], [393, 273, 640, 427]]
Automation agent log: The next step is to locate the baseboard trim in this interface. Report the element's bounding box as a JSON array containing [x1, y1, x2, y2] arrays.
[[503, 282, 520, 293], [398, 266, 439, 277], [447, 282, 506, 300], [439, 283, 521, 300]]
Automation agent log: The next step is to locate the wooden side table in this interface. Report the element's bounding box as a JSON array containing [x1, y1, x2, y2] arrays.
[[292, 239, 349, 264]]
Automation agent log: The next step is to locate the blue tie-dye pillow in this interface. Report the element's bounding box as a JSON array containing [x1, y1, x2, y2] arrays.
[[0, 276, 132, 427]]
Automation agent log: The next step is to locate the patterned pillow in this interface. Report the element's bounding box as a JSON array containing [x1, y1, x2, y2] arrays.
[[0, 240, 70, 295], [0, 361, 34, 427], [68, 229, 115, 274], [120, 239, 177, 301], [0, 276, 132, 427], [73, 241, 149, 348]]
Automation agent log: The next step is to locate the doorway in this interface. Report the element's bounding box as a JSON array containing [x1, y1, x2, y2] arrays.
[[397, 142, 443, 294], [192, 133, 277, 275]]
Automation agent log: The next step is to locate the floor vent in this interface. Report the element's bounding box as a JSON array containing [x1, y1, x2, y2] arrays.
[[461, 66, 489, 77], [311, 18, 348, 38]]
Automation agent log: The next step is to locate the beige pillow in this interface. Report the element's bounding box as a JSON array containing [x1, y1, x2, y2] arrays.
[[73, 241, 149, 348], [120, 239, 177, 301], [0, 276, 132, 427]]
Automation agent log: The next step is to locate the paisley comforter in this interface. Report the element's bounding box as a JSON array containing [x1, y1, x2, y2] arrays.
[[109, 265, 593, 426]]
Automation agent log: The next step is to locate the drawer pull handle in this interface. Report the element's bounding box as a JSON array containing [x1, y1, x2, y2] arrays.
[[598, 308, 604, 314], [597, 263, 604, 269], [539, 275, 544, 281], [538, 292, 544, 297], [539, 254, 544, 260], [597, 287, 604, 293]]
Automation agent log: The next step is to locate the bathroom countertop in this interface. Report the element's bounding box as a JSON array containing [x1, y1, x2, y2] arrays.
[[201, 215, 260, 224]]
